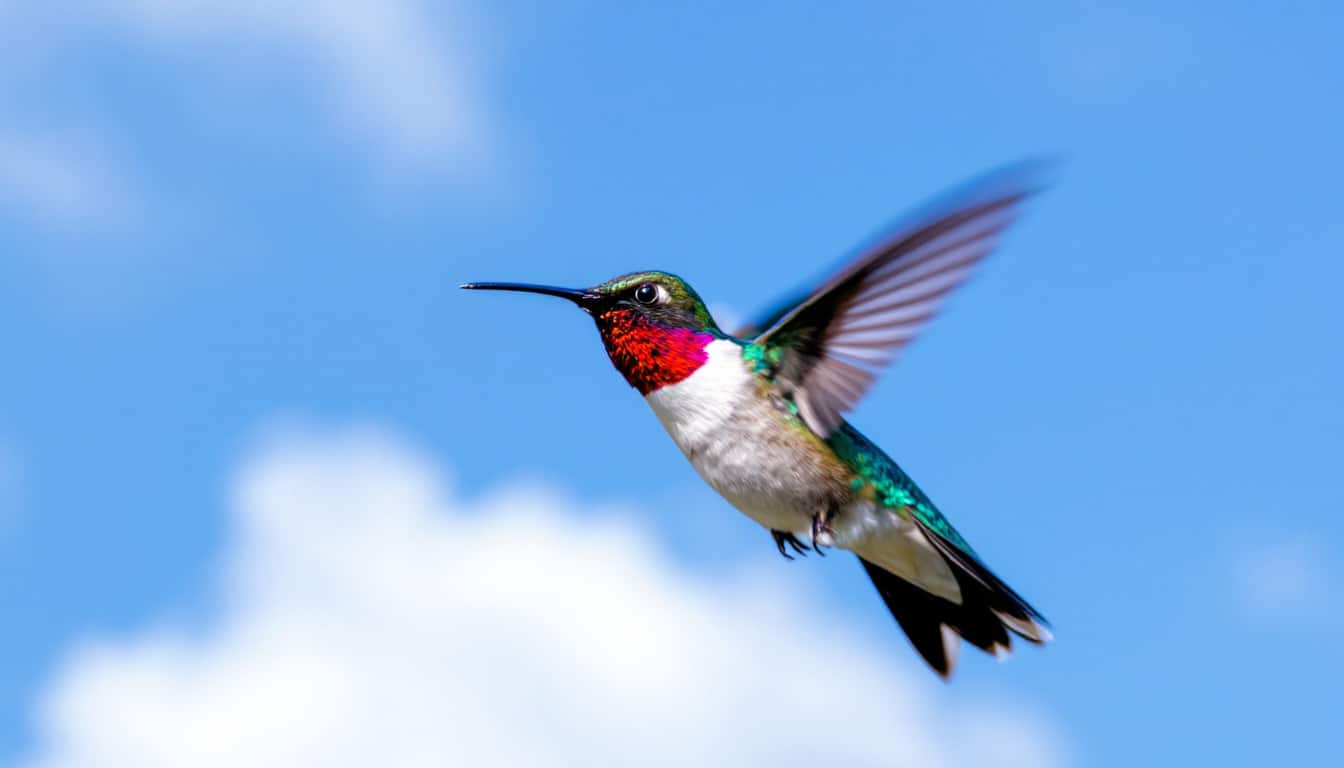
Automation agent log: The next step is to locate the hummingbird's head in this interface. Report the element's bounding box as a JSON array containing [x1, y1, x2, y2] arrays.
[[460, 271, 719, 332], [461, 271, 723, 394], [587, 271, 719, 333]]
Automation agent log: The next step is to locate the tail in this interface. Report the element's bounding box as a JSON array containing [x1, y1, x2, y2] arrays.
[[859, 546, 1050, 679]]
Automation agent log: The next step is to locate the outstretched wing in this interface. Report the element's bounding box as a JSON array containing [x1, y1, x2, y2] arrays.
[[751, 164, 1045, 437], [732, 289, 809, 340]]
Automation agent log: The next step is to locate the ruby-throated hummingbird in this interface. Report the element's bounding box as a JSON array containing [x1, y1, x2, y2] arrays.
[[462, 165, 1051, 678]]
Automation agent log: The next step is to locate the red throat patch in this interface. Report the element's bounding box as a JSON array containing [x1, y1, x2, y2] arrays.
[[596, 309, 714, 394]]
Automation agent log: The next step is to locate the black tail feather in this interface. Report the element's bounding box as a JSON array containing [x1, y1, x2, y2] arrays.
[[861, 558, 959, 676], [917, 527, 1050, 642], [859, 552, 1048, 678]]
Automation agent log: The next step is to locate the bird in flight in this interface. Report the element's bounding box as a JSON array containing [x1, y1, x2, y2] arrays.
[[462, 164, 1051, 678]]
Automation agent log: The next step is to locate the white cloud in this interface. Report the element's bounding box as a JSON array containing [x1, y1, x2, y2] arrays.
[[100, 0, 492, 171], [0, 130, 143, 232], [19, 424, 1063, 768], [1234, 534, 1334, 622], [0, 1, 492, 229]]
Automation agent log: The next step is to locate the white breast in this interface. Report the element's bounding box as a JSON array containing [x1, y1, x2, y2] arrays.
[[644, 340, 961, 602], [645, 339, 819, 532]]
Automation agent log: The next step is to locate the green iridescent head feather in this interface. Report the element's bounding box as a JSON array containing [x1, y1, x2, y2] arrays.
[[592, 271, 722, 333]]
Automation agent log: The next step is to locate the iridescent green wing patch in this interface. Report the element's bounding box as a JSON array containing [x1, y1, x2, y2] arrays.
[[741, 342, 783, 376], [827, 423, 978, 560]]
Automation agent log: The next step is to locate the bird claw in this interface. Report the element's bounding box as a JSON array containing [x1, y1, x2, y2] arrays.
[[811, 514, 833, 557], [771, 530, 810, 560]]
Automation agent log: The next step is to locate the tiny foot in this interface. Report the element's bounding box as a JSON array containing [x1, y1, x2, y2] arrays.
[[810, 515, 833, 556], [771, 530, 810, 559]]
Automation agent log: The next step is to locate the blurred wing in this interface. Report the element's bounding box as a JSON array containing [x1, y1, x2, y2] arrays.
[[754, 164, 1044, 437], [731, 289, 809, 339]]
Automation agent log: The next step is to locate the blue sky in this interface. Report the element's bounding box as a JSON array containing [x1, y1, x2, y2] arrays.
[[2, 2, 1342, 766]]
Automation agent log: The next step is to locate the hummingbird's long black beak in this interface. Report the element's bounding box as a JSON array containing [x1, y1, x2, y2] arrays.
[[460, 282, 600, 310]]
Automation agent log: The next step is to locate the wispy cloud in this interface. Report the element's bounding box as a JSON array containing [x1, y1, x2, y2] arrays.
[[1232, 533, 1334, 623], [1030, 3, 1199, 109], [20, 424, 1063, 768], [0, 1, 495, 230], [0, 130, 143, 232], [100, 0, 494, 171]]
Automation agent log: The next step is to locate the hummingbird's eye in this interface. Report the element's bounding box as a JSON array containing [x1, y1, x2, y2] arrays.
[[634, 283, 660, 305]]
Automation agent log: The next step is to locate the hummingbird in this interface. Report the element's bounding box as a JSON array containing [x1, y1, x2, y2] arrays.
[[462, 165, 1051, 678]]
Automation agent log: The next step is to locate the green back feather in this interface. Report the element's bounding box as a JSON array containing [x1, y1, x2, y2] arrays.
[[826, 422, 979, 560]]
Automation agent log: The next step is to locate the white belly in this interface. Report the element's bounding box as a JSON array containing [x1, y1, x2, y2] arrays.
[[644, 339, 827, 533], [645, 339, 961, 602]]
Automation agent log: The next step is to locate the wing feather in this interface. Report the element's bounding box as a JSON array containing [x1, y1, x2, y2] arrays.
[[751, 163, 1045, 436]]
